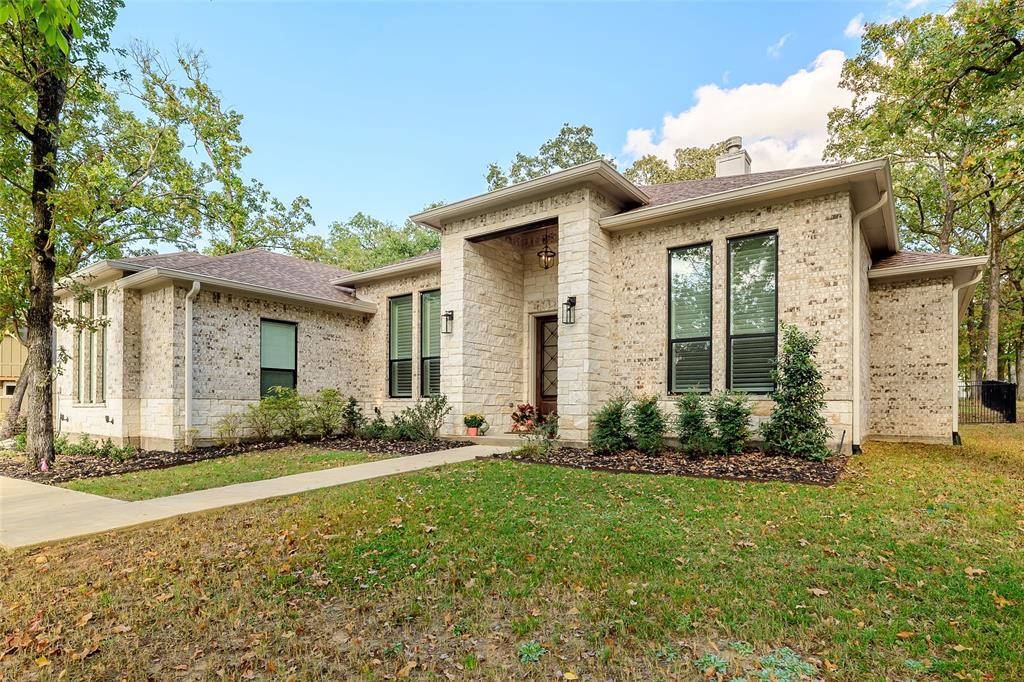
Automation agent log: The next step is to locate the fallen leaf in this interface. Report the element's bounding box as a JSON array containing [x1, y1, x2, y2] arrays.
[[564, 671, 579, 680], [155, 593, 173, 603], [951, 644, 973, 653], [992, 591, 1016, 609], [396, 660, 417, 678], [35, 656, 49, 667], [76, 612, 94, 627], [807, 588, 829, 597], [896, 631, 915, 639], [964, 567, 987, 577]]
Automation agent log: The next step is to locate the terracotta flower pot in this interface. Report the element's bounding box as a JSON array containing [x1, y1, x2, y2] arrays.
[[467, 427, 479, 437]]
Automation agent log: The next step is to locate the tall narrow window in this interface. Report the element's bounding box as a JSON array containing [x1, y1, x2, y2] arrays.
[[260, 319, 297, 396], [389, 295, 413, 398], [74, 298, 83, 403], [669, 243, 713, 392], [728, 232, 778, 393], [420, 290, 441, 396], [82, 296, 93, 403], [96, 288, 107, 403]]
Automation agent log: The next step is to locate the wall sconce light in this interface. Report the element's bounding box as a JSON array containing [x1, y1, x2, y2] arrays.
[[441, 310, 454, 334], [562, 296, 576, 325]]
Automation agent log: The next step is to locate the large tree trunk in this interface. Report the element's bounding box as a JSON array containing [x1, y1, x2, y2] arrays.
[[25, 63, 67, 469], [0, 369, 29, 439]]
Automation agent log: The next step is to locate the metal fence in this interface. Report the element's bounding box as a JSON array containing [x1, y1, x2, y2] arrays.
[[959, 381, 1018, 424]]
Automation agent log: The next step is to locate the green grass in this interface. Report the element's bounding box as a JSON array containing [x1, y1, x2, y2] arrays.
[[61, 446, 387, 500], [1, 424, 1021, 680]]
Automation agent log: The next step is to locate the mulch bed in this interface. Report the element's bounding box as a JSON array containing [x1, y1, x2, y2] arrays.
[[0, 437, 472, 485], [489, 447, 848, 486]]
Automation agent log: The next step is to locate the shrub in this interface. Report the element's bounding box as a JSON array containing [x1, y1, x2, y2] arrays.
[[262, 386, 308, 440], [340, 397, 365, 437], [761, 323, 832, 461], [630, 395, 667, 455], [214, 412, 244, 446], [709, 390, 752, 455], [308, 388, 344, 439], [357, 407, 390, 440], [55, 434, 135, 460], [13, 433, 26, 451], [387, 411, 416, 441], [402, 395, 452, 442], [673, 392, 715, 457], [463, 413, 485, 428], [510, 403, 539, 433], [591, 394, 633, 454], [245, 400, 278, 441], [520, 412, 559, 455]]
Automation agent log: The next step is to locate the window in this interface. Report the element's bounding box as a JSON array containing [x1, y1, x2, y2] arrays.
[[260, 319, 297, 397], [420, 290, 441, 396], [3, 383, 15, 397], [669, 243, 713, 393], [389, 295, 413, 398], [728, 232, 778, 393], [74, 289, 107, 403]]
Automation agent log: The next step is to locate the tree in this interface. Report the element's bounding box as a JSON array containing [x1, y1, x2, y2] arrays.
[[293, 211, 440, 272], [623, 142, 726, 185], [826, 0, 1024, 380], [485, 123, 610, 190]]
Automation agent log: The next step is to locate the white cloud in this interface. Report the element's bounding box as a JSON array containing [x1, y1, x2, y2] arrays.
[[767, 32, 792, 58], [844, 12, 865, 38], [622, 50, 851, 172]]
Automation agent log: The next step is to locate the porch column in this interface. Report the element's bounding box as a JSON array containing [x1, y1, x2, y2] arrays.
[[557, 189, 616, 442]]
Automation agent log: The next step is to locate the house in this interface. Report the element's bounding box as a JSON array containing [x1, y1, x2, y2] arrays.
[[55, 138, 986, 452], [0, 334, 27, 414]]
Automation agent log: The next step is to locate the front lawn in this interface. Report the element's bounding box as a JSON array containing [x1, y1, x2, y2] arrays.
[[60, 446, 393, 501], [1, 424, 1021, 680]]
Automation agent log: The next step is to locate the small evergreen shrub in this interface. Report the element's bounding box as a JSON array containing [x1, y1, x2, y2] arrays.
[[709, 390, 752, 455], [214, 412, 244, 446], [520, 412, 559, 455], [308, 388, 344, 439], [630, 395, 667, 455], [760, 324, 832, 461], [387, 411, 416, 441], [673, 392, 715, 457], [262, 387, 308, 440], [245, 400, 278, 441], [402, 395, 451, 442], [591, 394, 633, 454], [340, 397, 366, 437], [55, 434, 135, 460], [357, 407, 390, 439], [13, 433, 27, 451]]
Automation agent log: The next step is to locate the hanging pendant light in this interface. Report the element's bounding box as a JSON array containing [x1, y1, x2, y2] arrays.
[[537, 230, 556, 270]]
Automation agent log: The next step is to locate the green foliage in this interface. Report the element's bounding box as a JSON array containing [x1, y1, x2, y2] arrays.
[[754, 647, 818, 681], [519, 412, 559, 455], [673, 392, 716, 457], [399, 395, 452, 442], [623, 141, 727, 185], [245, 400, 277, 441], [516, 640, 546, 664], [291, 211, 440, 272], [487, 123, 609, 190], [709, 391, 753, 456], [261, 387, 308, 440], [591, 394, 633, 454], [213, 412, 243, 447], [463, 413, 486, 428], [55, 434, 135, 460], [0, 0, 84, 56], [630, 395, 667, 455], [307, 388, 344, 439], [761, 324, 832, 461], [339, 397, 365, 437], [357, 407, 390, 440], [13, 433, 27, 450], [693, 652, 729, 675]]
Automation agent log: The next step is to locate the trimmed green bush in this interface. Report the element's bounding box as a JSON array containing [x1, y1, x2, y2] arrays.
[[761, 323, 832, 461], [340, 397, 366, 437], [245, 400, 277, 440], [591, 394, 632, 454], [262, 386, 308, 440], [673, 392, 715, 457], [631, 395, 667, 455], [358, 407, 390, 440], [308, 388, 344, 439], [709, 391, 752, 455], [401, 395, 452, 442]]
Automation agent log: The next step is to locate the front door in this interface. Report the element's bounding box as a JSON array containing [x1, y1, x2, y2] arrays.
[[535, 315, 558, 416]]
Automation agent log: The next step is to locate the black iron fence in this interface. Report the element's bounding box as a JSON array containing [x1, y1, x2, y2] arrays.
[[959, 381, 1018, 424]]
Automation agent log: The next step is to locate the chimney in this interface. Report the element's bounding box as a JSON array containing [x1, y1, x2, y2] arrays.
[[715, 136, 751, 177]]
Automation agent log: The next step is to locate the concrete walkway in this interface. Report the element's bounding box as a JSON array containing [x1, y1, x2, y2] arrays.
[[1, 444, 502, 550]]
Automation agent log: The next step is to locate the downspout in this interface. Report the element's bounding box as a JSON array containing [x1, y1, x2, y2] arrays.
[[951, 269, 984, 444], [184, 281, 201, 447], [851, 190, 888, 454]]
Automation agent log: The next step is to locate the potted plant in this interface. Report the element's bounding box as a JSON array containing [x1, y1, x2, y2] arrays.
[[464, 413, 486, 436]]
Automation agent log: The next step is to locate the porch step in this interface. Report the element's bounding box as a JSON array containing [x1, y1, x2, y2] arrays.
[[443, 434, 521, 447]]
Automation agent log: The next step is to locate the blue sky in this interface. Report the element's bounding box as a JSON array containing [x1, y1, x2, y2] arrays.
[[111, 1, 935, 235]]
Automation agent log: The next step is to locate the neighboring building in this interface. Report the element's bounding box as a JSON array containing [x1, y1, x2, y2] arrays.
[[55, 138, 986, 452], [0, 334, 27, 414]]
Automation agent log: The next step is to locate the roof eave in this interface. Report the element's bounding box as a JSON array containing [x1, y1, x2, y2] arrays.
[[867, 255, 989, 281], [332, 252, 442, 287], [55, 260, 143, 298], [410, 160, 649, 230], [118, 267, 378, 314]]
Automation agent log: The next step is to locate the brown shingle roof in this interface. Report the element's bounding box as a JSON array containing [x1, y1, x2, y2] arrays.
[[872, 250, 979, 270], [113, 252, 217, 270], [634, 164, 843, 210]]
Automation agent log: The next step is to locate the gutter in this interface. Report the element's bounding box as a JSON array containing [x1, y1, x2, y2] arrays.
[[184, 281, 201, 447], [118, 267, 378, 314], [851, 190, 889, 454], [951, 268, 985, 440], [867, 256, 989, 280]]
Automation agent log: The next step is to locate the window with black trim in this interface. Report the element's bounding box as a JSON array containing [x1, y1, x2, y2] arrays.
[[669, 243, 713, 393], [260, 319, 297, 397], [420, 290, 441, 396], [727, 232, 778, 393], [389, 295, 413, 398]]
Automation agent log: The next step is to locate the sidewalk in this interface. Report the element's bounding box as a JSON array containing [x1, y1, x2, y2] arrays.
[[1, 444, 502, 549]]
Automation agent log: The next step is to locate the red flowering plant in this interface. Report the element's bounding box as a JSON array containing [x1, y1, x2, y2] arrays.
[[510, 403, 540, 433]]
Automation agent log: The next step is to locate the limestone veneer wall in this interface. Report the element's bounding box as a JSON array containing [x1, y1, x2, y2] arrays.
[[867, 275, 955, 442], [608, 191, 856, 443]]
